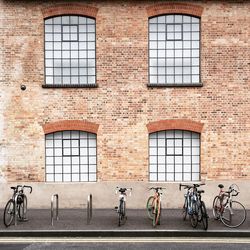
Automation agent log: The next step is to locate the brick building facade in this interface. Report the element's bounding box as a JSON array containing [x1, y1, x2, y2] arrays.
[[0, 1, 249, 208]]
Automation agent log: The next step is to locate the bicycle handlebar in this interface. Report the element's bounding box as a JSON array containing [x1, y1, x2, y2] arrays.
[[179, 183, 205, 191], [12, 185, 32, 194], [116, 187, 132, 194], [219, 184, 240, 197], [149, 187, 166, 191], [226, 189, 239, 196]]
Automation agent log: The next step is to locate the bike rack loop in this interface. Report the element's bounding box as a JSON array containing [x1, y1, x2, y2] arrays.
[[51, 194, 59, 226], [87, 194, 92, 225], [14, 193, 19, 226], [14, 193, 28, 226]]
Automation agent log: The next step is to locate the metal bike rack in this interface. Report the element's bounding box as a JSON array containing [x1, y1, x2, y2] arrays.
[[14, 193, 18, 226], [51, 194, 59, 226], [14, 193, 28, 226], [87, 194, 92, 225]]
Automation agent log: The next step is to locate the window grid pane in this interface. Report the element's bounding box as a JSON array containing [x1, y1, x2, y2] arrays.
[[44, 15, 96, 86], [149, 14, 200, 85], [149, 130, 200, 182], [45, 131, 97, 182]]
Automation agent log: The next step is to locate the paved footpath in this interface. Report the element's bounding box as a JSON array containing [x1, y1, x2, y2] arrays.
[[0, 209, 249, 237]]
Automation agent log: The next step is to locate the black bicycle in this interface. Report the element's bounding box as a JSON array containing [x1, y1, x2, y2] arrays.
[[115, 187, 132, 226], [3, 185, 32, 227], [179, 183, 208, 230]]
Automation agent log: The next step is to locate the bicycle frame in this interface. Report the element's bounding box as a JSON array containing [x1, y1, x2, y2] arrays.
[[217, 187, 234, 217], [115, 187, 132, 226], [153, 190, 162, 213]]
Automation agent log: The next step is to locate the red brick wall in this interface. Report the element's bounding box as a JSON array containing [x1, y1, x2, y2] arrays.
[[146, 3, 204, 17], [42, 120, 99, 134], [147, 119, 204, 134], [0, 1, 249, 182], [41, 3, 98, 19]]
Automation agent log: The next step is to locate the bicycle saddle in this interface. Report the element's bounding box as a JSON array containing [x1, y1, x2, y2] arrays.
[[197, 190, 204, 193], [218, 184, 224, 189]]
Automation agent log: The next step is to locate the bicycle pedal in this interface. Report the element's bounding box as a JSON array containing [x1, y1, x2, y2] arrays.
[[114, 206, 118, 210]]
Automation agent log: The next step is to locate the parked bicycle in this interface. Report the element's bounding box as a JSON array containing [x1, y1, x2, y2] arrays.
[[179, 183, 208, 230], [212, 184, 246, 228], [146, 187, 165, 227], [3, 185, 32, 227], [115, 187, 132, 226]]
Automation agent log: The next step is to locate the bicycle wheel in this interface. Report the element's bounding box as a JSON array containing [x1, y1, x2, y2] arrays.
[[212, 195, 221, 220], [146, 196, 155, 220], [152, 203, 158, 228], [156, 204, 161, 226], [220, 201, 246, 228], [118, 200, 126, 226], [190, 202, 198, 228], [201, 201, 208, 230], [18, 203, 24, 220], [3, 199, 15, 227], [18, 195, 27, 220], [182, 197, 188, 221]]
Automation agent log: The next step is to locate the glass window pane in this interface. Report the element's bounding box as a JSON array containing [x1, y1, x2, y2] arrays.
[[150, 173, 157, 181], [184, 173, 191, 181], [89, 174, 96, 182], [46, 174, 54, 182], [148, 130, 200, 182], [166, 173, 174, 181], [45, 16, 96, 86], [150, 164, 157, 172], [149, 14, 200, 86], [158, 173, 165, 181]]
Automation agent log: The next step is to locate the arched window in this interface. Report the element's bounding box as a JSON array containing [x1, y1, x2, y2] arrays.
[[149, 14, 200, 86], [45, 130, 97, 182], [149, 130, 200, 182], [44, 15, 96, 87]]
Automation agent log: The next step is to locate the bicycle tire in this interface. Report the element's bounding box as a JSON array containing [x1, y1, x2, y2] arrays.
[[190, 202, 198, 228], [118, 200, 126, 226], [152, 203, 158, 228], [212, 195, 221, 220], [18, 203, 24, 220], [201, 201, 208, 230], [220, 201, 246, 228], [3, 199, 15, 227], [18, 195, 27, 220], [182, 197, 188, 221], [146, 196, 155, 220], [156, 204, 161, 226]]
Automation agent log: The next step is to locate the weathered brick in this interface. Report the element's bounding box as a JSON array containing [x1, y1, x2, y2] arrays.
[[0, 1, 249, 183]]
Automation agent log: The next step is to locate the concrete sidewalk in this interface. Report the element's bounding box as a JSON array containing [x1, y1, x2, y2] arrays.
[[0, 209, 249, 237]]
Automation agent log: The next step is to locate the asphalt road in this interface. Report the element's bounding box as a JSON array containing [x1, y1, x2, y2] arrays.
[[1, 242, 250, 250], [0, 238, 250, 250]]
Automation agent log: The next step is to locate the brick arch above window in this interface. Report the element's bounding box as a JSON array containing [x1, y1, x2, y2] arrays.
[[146, 3, 203, 18], [42, 120, 99, 135], [147, 119, 204, 134], [41, 3, 99, 19]]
